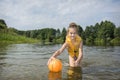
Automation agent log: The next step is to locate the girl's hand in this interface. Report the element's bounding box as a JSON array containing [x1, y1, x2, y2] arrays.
[[47, 57, 55, 65], [74, 60, 80, 66]]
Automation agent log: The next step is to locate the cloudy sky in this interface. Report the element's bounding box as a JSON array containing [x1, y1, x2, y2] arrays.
[[0, 0, 120, 30]]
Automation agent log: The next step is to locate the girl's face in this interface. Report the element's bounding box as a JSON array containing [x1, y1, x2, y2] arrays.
[[68, 28, 77, 40]]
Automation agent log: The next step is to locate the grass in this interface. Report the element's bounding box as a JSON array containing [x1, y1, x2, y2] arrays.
[[0, 33, 39, 44]]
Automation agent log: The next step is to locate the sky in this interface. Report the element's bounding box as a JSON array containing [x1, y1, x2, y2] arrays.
[[0, 0, 120, 30]]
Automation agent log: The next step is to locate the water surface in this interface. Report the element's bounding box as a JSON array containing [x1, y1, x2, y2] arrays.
[[0, 44, 120, 80]]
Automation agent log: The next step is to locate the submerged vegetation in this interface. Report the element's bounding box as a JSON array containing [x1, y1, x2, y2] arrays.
[[0, 19, 120, 46]]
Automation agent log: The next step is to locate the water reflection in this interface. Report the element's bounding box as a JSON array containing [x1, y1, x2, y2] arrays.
[[66, 67, 82, 80], [48, 71, 62, 80], [48, 67, 82, 80]]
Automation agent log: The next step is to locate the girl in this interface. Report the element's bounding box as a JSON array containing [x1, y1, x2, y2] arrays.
[[47, 22, 83, 67]]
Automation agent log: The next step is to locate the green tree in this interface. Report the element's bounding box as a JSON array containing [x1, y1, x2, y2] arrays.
[[0, 19, 7, 29], [36, 28, 56, 42], [61, 27, 66, 42], [94, 20, 116, 45], [47, 28, 56, 42], [77, 25, 83, 36], [84, 25, 95, 45], [111, 27, 120, 45], [114, 27, 120, 38], [56, 29, 61, 38], [98, 21, 115, 42]]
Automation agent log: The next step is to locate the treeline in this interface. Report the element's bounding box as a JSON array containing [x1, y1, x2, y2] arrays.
[[17, 28, 67, 44], [16, 26, 83, 44], [83, 21, 120, 46], [0, 19, 120, 45], [17, 21, 120, 46]]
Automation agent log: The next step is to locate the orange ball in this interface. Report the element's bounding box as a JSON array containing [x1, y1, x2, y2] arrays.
[[48, 58, 62, 72]]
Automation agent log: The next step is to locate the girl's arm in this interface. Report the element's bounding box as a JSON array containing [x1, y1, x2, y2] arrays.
[[75, 41, 83, 65], [47, 42, 67, 65], [51, 42, 67, 58]]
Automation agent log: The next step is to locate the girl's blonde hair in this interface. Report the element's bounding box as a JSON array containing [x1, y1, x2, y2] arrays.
[[67, 22, 78, 34]]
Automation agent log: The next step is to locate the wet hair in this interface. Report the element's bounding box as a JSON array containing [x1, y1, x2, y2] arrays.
[[69, 22, 78, 28], [67, 22, 78, 34]]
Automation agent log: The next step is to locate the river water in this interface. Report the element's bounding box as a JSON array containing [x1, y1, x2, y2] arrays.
[[0, 44, 120, 80]]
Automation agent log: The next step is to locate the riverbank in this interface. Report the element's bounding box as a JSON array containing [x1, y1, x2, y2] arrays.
[[0, 33, 39, 44]]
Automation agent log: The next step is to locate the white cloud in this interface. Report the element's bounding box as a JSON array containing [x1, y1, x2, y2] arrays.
[[0, 0, 120, 30]]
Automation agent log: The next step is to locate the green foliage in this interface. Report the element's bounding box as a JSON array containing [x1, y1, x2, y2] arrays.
[[77, 25, 83, 36], [61, 27, 67, 42], [84, 20, 119, 46], [114, 27, 120, 38], [36, 28, 56, 42], [0, 33, 39, 44], [0, 19, 7, 29], [0, 19, 120, 45], [0, 19, 39, 44], [110, 37, 120, 46], [98, 20, 115, 39], [56, 29, 61, 38]]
